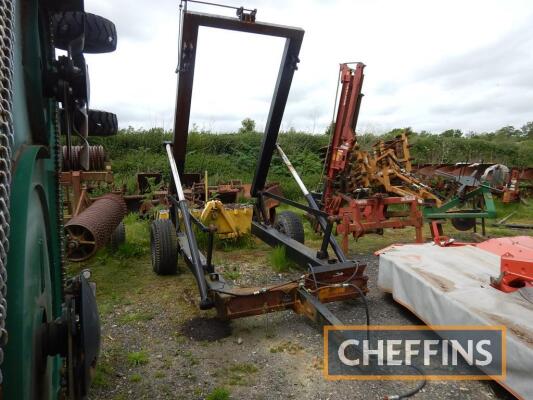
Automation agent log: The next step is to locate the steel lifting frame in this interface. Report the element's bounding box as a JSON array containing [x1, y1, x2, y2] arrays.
[[166, 4, 367, 324]]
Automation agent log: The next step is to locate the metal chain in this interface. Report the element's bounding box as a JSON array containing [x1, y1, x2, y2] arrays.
[[0, 0, 15, 384], [48, 13, 67, 290], [54, 109, 67, 289]]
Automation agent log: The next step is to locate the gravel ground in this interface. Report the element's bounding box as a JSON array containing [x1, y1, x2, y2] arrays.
[[89, 250, 515, 400]]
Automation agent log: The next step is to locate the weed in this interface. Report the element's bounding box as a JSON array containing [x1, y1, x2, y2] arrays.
[[217, 234, 256, 252], [174, 332, 187, 344], [115, 242, 146, 258], [178, 370, 197, 381], [270, 341, 304, 355], [269, 246, 295, 272], [230, 363, 258, 374], [206, 387, 231, 400], [119, 312, 154, 324], [215, 363, 258, 386], [154, 371, 165, 379], [129, 373, 142, 383], [123, 212, 140, 225], [223, 267, 241, 281], [92, 360, 113, 388], [127, 351, 149, 366], [183, 350, 199, 366]]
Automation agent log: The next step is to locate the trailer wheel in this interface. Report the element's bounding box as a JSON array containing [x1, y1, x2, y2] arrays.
[[88, 110, 118, 136], [108, 221, 126, 250], [274, 211, 305, 244], [52, 12, 117, 53], [150, 219, 178, 275], [451, 217, 476, 231]]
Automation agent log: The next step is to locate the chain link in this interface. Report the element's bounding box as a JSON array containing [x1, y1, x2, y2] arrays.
[[0, 0, 15, 384], [54, 107, 67, 290]]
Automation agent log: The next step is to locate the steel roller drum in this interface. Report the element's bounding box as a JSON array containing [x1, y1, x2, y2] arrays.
[[65, 193, 127, 261]]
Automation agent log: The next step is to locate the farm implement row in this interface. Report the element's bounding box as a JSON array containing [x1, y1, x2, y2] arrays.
[[314, 63, 502, 248]]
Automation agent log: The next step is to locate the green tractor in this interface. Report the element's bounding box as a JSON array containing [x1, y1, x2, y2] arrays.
[[1, 0, 118, 398]]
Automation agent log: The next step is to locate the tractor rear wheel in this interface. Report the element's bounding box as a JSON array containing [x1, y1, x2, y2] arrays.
[[52, 12, 117, 53], [274, 211, 305, 244], [88, 110, 118, 136], [150, 219, 178, 275]]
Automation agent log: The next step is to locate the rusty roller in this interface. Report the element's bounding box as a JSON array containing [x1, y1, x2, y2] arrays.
[[62, 145, 106, 171], [65, 193, 127, 261]]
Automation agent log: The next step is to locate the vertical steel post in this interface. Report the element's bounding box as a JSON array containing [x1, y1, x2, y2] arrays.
[[250, 36, 303, 196], [172, 13, 199, 174]]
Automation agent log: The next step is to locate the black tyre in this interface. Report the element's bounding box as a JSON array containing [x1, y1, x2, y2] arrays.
[[274, 211, 305, 244], [52, 12, 117, 53], [451, 217, 476, 231], [150, 219, 178, 275], [88, 110, 118, 136], [108, 221, 126, 250]]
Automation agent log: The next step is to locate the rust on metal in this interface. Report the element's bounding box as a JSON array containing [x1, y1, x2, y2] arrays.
[[412, 163, 533, 202], [213, 264, 368, 320], [61, 170, 114, 220], [65, 194, 127, 261], [62, 145, 107, 171], [320, 63, 434, 249]]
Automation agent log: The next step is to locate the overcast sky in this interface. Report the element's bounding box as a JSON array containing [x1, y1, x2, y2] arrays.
[[85, 0, 533, 134]]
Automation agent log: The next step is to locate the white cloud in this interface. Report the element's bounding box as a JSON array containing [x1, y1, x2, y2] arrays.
[[84, 0, 533, 133]]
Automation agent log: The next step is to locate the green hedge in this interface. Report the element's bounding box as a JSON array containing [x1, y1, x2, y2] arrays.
[[92, 126, 532, 199]]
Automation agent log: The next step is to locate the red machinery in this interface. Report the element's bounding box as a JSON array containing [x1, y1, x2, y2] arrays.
[[502, 168, 521, 203], [321, 63, 423, 250], [476, 236, 533, 292]]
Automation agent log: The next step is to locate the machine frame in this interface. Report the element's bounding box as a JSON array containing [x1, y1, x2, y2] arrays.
[[159, 2, 368, 326]]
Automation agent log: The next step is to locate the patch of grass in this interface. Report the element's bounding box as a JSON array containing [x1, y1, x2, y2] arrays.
[[92, 360, 113, 388], [174, 332, 187, 344], [178, 370, 197, 382], [123, 212, 140, 225], [66, 216, 158, 318], [110, 215, 150, 259], [493, 198, 533, 222], [269, 341, 304, 355], [215, 362, 258, 386], [183, 350, 199, 366], [218, 234, 257, 252], [206, 387, 231, 400], [119, 311, 154, 324], [154, 371, 165, 379], [114, 242, 146, 258], [129, 373, 142, 383], [127, 351, 149, 366], [268, 246, 296, 272], [223, 267, 241, 281]]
